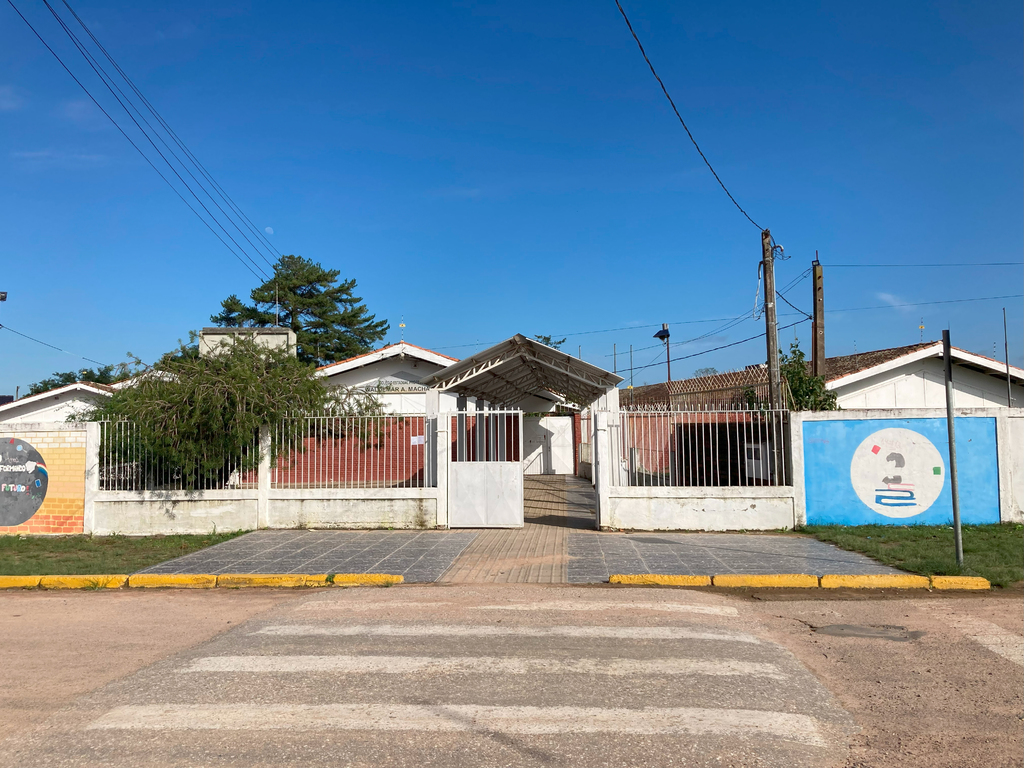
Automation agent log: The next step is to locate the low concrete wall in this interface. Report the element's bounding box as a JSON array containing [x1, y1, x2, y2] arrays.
[[266, 490, 437, 529], [1005, 413, 1023, 523], [605, 487, 796, 531], [91, 491, 258, 535]]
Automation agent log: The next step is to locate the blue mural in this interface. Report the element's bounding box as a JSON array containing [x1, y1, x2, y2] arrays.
[[803, 417, 999, 525]]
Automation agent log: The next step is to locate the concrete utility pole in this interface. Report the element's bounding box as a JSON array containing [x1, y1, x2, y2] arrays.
[[942, 330, 964, 568], [762, 229, 782, 408], [811, 254, 825, 378]]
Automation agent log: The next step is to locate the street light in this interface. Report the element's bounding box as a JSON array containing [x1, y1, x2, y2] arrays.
[[654, 323, 671, 382]]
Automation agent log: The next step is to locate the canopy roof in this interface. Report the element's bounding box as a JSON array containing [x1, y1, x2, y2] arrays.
[[419, 334, 622, 405]]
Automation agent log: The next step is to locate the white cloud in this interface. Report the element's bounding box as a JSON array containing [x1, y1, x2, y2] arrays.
[[0, 85, 24, 111], [875, 292, 914, 313]]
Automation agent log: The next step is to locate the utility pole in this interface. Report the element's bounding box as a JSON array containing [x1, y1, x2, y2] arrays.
[[811, 253, 825, 378], [942, 330, 963, 568], [654, 324, 671, 382], [613, 343, 617, 375], [1003, 308, 1013, 407], [762, 229, 782, 409]]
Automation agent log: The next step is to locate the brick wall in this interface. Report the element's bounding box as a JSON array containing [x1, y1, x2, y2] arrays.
[[0, 428, 86, 535]]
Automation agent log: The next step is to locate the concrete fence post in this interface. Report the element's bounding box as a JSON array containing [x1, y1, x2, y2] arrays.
[[789, 411, 806, 528], [594, 411, 611, 529], [257, 425, 271, 529], [83, 421, 100, 535]]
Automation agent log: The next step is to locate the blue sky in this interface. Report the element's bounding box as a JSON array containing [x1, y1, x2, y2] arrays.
[[1, 0, 1021, 393]]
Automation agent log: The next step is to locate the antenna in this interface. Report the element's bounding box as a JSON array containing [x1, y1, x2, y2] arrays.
[[399, 316, 406, 343], [919, 317, 924, 343]]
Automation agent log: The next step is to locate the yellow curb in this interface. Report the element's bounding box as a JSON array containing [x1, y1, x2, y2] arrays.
[[713, 574, 819, 588], [128, 574, 218, 589], [821, 574, 930, 589], [331, 574, 404, 585], [930, 575, 991, 590], [0, 575, 42, 589], [39, 575, 127, 590], [609, 574, 712, 586], [216, 574, 309, 588]]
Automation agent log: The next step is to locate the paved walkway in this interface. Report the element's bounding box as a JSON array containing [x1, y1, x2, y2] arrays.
[[142, 475, 897, 583], [439, 475, 594, 583]]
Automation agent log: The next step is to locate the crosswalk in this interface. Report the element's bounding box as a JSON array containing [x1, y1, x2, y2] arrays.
[[8, 587, 857, 767]]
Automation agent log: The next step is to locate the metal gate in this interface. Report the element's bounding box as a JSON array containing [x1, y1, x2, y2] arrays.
[[524, 415, 575, 475], [447, 410, 524, 528]]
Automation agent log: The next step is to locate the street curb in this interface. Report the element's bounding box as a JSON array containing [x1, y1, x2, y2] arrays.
[[610, 574, 711, 586], [128, 574, 218, 589], [713, 574, 819, 588], [821, 574, 931, 589], [608, 574, 991, 590], [0, 573, 404, 589], [38, 575, 128, 590], [929, 575, 991, 590]]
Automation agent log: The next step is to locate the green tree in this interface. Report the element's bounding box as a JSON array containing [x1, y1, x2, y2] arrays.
[[534, 335, 566, 350], [780, 340, 838, 411], [85, 337, 337, 489], [212, 255, 389, 366], [28, 365, 131, 396], [693, 367, 719, 378]]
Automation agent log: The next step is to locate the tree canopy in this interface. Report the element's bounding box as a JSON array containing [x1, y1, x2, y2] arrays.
[[28, 365, 131, 396], [780, 341, 838, 411], [212, 255, 389, 366], [534, 335, 566, 350]]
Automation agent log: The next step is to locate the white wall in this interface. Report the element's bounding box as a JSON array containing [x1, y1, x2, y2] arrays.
[[605, 487, 795, 531], [0, 391, 105, 424], [834, 358, 1023, 409]]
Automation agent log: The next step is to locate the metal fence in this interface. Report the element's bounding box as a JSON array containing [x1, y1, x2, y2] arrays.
[[613, 409, 791, 487], [99, 421, 259, 491], [449, 411, 521, 463], [272, 414, 431, 489]]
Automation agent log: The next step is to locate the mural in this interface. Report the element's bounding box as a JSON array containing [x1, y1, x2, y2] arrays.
[[804, 417, 999, 525], [0, 438, 49, 526]]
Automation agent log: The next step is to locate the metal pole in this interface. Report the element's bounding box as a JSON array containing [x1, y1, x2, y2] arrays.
[[613, 343, 617, 375], [1003, 308, 1012, 407], [812, 254, 825, 378], [666, 335, 671, 382], [629, 345, 634, 406], [942, 330, 963, 568], [762, 229, 782, 409], [578, 345, 582, 360]]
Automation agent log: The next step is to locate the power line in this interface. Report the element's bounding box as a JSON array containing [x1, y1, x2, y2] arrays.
[[631, 319, 809, 372], [41, 0, 270, 279], [777, 291, 811, 320], [829, 293, 1023, 313], [7, 0, 271, 281], [0, 323, 109, 367], [614, 0, 761, 230], [58, 0, 280, 268]]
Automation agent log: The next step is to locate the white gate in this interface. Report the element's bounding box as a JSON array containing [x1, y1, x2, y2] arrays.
[[447, 410, 524, 528], [524, 415, 575, 475]]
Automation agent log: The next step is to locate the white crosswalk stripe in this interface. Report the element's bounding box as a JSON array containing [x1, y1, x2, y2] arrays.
[[182, 654, 785, 678], [88, 703, 827, 745], [255, 623, 760, 643]]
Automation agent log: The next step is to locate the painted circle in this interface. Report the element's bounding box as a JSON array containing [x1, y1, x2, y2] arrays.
[[850, 428, 945, 518], [0, 438, 49, 526]]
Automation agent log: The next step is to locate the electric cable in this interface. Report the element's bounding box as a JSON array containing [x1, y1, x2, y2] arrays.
[[630, 319, 809, 372], [828, 263, 1020, 268], [614, 0, 761, 230], [41, 0, 270, 279], [0, 323, 109, 367]]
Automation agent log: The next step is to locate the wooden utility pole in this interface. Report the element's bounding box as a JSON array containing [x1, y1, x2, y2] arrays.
[[811, 254, 825, 378], [762, 229, 782, 408]]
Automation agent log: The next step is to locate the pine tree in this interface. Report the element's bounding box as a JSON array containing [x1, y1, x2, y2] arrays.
[[212, 255, 389, 365]]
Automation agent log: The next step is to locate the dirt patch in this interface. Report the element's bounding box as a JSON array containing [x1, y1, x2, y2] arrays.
[[754, 595, 1023, 768]]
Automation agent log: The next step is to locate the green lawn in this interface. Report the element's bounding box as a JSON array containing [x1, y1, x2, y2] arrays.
[[0, 531, 247, 576], [799, 523, 1024, 587]]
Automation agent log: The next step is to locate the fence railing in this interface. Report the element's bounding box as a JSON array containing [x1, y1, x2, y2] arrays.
[[449, 411, 521, 463], [99, 421, 259, 491], [612, 409, 791, 488], [272, 414, 431, 489]]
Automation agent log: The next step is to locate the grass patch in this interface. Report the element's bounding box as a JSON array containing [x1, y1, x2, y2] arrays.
[[799, 523, 1024, 587], [0, 531, 247, 575]]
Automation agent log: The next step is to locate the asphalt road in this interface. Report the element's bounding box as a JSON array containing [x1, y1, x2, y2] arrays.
[[0, 585, 1020, 768]]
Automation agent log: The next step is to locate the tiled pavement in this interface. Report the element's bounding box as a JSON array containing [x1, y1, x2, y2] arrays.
[[141, 476, 898, 583], [567, 531, 899, 584], [136, 530, 478, 583]]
